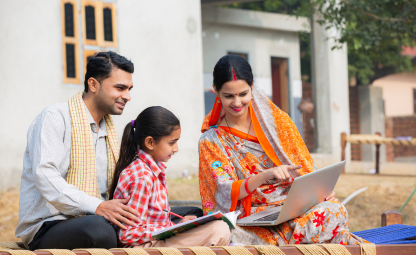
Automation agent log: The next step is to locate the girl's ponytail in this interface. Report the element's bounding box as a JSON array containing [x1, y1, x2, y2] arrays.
[[108, 120, 138, 199], [108, 106, 180, 199]]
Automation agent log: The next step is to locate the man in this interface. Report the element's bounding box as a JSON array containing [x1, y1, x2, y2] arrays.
[[16, 52, 138, 250]]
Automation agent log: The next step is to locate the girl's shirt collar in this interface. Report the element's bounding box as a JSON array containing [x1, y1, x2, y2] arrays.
[[136, 149, 166, 177]]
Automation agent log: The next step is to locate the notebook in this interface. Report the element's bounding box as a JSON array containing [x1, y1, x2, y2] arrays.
[[151, 211, 238, 240]]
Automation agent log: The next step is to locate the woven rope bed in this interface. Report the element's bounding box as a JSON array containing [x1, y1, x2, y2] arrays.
[[0, 243, 377, 255], [3, 211, 416, 255]]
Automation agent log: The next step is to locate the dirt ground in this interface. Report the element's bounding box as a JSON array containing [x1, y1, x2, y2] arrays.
[[1, 174, 416, 241], [0, 188, 20, 242]]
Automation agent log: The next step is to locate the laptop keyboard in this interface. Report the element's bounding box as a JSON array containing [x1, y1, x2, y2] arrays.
[[253, 211, 280, 222]]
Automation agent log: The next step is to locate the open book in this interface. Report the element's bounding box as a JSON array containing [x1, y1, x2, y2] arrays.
[[151, 211, 239, 240]]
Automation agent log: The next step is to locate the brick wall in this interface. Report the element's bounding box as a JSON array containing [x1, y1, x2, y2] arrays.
[[385, 115, 416, 160], [349, 87, 362, 160], [301, 84, 362, 157], [301, 84, 416, 161]]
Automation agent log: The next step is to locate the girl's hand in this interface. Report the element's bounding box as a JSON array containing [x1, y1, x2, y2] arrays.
[[262, 165, 301, 181], [326, 191, 338, 202], [178, 215, 197, 223]]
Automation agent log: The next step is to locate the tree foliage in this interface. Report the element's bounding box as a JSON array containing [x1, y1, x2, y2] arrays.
[[222, 0, 416, 85]]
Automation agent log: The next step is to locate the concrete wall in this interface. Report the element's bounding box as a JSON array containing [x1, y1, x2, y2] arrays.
[[381, 83, 414, 116], [348, 161, 416, 176], [310, 12, 351, 166], [117, 0, 204, 179], [359, 86, 386, 162], [372, 72, 416, 117], [201, 7, 306, 128], [0, 0, 74, 191], [0, 0, 204, 191], [202, 7, 309, 33]]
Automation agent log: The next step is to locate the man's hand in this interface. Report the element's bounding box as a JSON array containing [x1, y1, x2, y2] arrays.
[[95, 196, 140, 229], [178, 215, 197, 224]]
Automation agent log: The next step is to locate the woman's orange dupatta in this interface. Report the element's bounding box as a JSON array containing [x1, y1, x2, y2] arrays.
[[204, 95, 284, 218], [231, 180, 252, 217], [201, 86, 315, 218], [204, 95, 283, 167]]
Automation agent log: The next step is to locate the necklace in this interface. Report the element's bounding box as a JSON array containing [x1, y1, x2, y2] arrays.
[[224, 116, 252, 148]]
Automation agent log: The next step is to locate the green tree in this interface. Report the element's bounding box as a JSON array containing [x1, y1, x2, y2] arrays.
[[222, 0, 416, 85]]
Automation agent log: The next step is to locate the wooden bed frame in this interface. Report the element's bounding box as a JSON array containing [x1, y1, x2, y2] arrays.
[[1, 211, 415, 255]]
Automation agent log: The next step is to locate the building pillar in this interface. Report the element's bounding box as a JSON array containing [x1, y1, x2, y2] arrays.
[[359, 86, 386, 162], [310, 12, 350, 163]]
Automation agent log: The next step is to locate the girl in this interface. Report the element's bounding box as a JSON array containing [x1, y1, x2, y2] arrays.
[[109, 106, 231, 247], [198, 55, 366, 245]]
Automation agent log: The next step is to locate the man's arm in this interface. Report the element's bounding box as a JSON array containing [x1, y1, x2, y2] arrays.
[[29, 110, 139, 225], [30, 111, 102, 215]]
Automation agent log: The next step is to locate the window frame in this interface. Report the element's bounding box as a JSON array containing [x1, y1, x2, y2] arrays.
[[63, 0, 117, 84], [81, 0, 117, 48], [83, 49, 98, 71], [82, 0, 100, 46], [102, 2, 118, 48], [61, 0, 80, 84]]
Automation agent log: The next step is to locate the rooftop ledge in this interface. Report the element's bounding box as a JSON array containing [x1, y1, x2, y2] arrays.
[[202, 7, 310, 33]]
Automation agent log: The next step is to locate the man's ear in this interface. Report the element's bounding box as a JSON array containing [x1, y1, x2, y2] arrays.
[[88, 77, 100, 93], [144, 136, 154, 151]]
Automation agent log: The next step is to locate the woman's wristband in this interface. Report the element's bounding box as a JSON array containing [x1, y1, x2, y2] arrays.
[[244, 177, 256, 195]]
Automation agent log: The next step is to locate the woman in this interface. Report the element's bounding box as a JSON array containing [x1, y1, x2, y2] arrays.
[[198, 55, 365, 245]]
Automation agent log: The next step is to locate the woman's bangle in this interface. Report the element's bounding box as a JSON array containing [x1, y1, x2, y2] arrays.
[[244, 177, 255, 195]]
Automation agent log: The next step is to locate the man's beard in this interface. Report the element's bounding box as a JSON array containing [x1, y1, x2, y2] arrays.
[[94, 90, 123, 115]]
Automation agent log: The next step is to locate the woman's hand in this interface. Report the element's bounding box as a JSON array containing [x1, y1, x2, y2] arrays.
[[178, 215, 197, 223], [239, 165, 302, 199], [262, 165, 301, 181], [325, 191, 338, 202]]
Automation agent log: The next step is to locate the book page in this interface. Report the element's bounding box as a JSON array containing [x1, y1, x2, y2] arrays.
[[152, 211, 225, 235]]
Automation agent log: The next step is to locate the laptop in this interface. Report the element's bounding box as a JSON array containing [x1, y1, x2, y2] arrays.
[[236, 161, 345, 226]]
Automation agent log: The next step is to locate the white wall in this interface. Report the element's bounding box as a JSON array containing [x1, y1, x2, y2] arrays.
[[0, 0, 204, 191], [359, 86, 386, 162], [201, 8, 303, 118], [310, 13, 350, 166], [372, 72, 416, 117], [117, 0, 204, 179], [0, 0, 80, 191]]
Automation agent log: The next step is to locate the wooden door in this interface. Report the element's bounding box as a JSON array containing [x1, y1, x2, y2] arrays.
[[271, 57, 289, 113]]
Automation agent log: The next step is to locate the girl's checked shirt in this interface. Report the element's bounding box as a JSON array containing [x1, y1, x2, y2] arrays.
[[114, 149, 173, 246]]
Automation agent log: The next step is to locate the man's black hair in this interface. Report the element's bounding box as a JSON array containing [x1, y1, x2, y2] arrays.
[[84, 51, 134, 92]]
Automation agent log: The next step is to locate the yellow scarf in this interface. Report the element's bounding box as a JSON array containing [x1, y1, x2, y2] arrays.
[[67, 92, 119, 199]]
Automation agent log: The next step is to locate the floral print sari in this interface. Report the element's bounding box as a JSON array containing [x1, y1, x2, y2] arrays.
[[198, 85, 365, 245]]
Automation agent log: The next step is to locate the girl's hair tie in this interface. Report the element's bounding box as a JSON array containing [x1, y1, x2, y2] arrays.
[[131, 120, 135, 128]]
